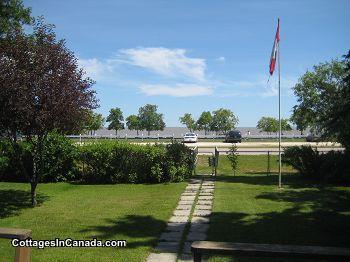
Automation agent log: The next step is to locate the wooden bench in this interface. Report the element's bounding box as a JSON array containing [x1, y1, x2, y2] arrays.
[[0, 227, 32, 262], [191, 241, 350, 262]]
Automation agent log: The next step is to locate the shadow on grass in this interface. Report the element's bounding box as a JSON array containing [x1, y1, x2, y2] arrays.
[[208, 180, 350, 261], [80, 215, 166, 249], [0, 189, 49, 218]]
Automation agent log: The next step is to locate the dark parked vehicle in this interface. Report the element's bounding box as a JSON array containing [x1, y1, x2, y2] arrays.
[[225, 130, 242, 143], [306, 133, 322, 142]]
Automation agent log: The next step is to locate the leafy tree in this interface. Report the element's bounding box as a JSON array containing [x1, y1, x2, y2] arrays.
[[257, 117, 278, 134], [0, 0, 32, 37], [196, 111, 213, 135], [106, 108, 124, 135], [0, 20, 97, 205], [257, 117, 292, 135], [126, 114, 141, 135], [179, 113, 196, 132], [292, 59, 347, 144], [281, 119, 292, 133], [85, 111, 104, 135], [211, 108, 238, 135], [138, 104, 165, 136], [290, 106, 309, 135]]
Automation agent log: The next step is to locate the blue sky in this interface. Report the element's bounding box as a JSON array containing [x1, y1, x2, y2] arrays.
[[25, 0, 350, 127]]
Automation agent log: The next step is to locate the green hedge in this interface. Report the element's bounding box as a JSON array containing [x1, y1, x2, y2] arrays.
[[78, 141, 196, 183], [0, 134, 196, 184], [282, 146, 350, 182]]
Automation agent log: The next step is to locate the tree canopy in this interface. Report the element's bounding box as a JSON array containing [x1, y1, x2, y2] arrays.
[[126, 114, 141, 135], [211, 108, 238, 134], [179, 113, 196, 132], [106, 108, 124, 135], [291, 58, 348, 147], [138, 104, 165, 136], [196, 111, 212, 135], [0, 0, 32, 37], [85, 111, 104, 135], [0, 20, 97, 205]]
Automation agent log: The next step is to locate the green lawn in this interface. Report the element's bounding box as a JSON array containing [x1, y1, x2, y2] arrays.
[[0, 182, 186, 261], [198, 156, 350, 261], [196, 155, 296, 175]]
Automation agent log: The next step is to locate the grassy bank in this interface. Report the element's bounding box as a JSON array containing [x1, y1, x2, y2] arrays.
[[0, 182, 186, 261], [195, 156, 350, 261]]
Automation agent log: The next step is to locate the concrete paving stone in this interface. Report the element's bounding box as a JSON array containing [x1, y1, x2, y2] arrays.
[[187, 183, 200, 187], [176, 204, 192, 210], [159, 231, 183, 241], [147, 252, 177, 262], [191, 216, 210, 224], [202, 181, 215, 185], [165, 223, 186, 232], [178, 253, 193, 262], [184, 188, 198, 192], [155, 241, 179, 253], [201, 188, 214, 193], [194, 204, 212, 210], [178, 200, 194, 205], [181, 192, 196, 196], [169, 216, 189, 223], [186, 231, 207, 241], [198, 195, 214, 200], [182, 241, 192, 254], [199, 192, 213, 196], [197, 200, 212, 205], [190, 223, 210, 233], [193, 209, 212, 217], [180, 195, 196, 201], [173, 209, 191, 216], [201, 186, 215, 190]]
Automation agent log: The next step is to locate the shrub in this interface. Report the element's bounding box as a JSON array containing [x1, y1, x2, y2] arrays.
[[0, 139, 31, 182], [0, 133, 78, 182], [282, 146, 350, 182], [78, 141, 196, 184], [41, 132, 78, 182]]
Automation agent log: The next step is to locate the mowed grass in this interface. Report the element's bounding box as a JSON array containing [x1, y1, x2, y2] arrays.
[[196, 155, 350, 261], [0, 182, 186, 261], [196, 155, 296, 175]]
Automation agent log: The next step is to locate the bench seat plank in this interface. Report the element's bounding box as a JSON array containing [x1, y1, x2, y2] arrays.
[[191, 241, 350, 259], [0, 228, 32, 240]]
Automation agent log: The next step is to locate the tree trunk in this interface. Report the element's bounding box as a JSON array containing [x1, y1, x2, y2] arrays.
[[137, 130, 139, 136], [30, 182, 37, 206], [115, 129, 118, 136], [31, 135, 45, 207], [148, 130, 150, 136]]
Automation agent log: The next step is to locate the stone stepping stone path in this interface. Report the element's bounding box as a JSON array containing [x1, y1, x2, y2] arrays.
[[147, 175, 215, 262], [147, 178, 202, 262], [147, 176, 215, 262]]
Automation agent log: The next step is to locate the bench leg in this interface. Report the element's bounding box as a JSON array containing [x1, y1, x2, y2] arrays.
[[14, 246, 31, 262], [193, 251, 202, 262]]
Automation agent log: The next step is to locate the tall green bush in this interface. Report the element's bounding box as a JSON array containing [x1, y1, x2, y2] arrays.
[[282, 146, 349, 182], [0, 133, 78, 182], [78, 141, 196, 184]]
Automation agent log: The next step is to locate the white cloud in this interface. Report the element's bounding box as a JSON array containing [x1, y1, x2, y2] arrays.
[[139, 84, 213, 97], [216, 56, 226, 63], [78, 58, 107, 81], [117, 47, 206, 81]]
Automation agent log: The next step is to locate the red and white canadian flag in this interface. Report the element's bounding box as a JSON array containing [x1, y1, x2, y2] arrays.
[[269, 18, 280, 75]]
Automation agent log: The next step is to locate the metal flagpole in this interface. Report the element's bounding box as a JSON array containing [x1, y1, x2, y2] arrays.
[[278, 18, 282, 188]]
